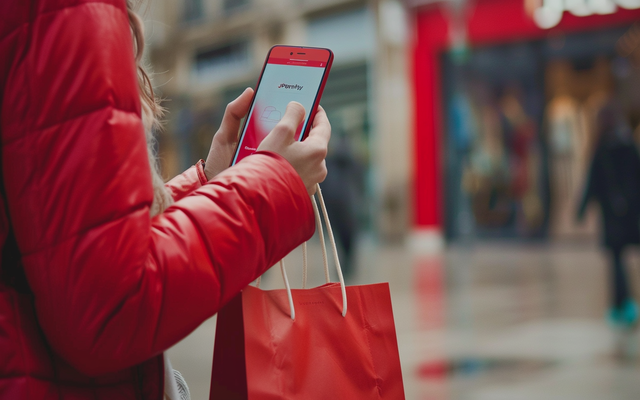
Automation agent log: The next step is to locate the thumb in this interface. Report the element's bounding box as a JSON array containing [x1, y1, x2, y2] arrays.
[[216, 87, 254, 143], [270, 102, 306, 144]]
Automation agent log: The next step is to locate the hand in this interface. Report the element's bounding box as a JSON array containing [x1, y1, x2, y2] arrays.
[[258, 102, 331, 195], [204, 88, 254, 180]]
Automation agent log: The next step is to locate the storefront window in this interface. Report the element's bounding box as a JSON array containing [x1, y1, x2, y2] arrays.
[[443, 43, 546, 240], [443, 26, 638, 241]]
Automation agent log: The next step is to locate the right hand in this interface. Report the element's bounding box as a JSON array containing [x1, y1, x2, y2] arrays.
[[258, 102, 331, 196]]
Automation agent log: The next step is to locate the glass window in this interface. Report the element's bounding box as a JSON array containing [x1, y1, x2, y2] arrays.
[[223, 0, 250, 14], [442, 26, 634, 242], [442, 43, 546, 241], [184, 0, 203, 22], [307, 7, 376, 62], [320, 62, 372, 232], [193, 40, 251, 84]]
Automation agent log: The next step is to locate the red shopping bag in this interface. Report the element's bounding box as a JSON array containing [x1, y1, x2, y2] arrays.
[[210, 188, 405, 399]]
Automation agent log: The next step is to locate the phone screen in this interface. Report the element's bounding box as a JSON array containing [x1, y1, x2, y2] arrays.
[[231, 46, 332, 165]]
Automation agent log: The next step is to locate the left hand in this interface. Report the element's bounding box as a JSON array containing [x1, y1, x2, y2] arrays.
[[204, 88, 254, 180]]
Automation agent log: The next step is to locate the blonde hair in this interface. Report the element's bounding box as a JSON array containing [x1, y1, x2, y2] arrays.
[[127, 1, 174, 217]]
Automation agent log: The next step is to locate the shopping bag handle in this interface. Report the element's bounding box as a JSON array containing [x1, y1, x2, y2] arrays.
[[254, 187, 329, 289], [255, 184, 348, 320], [314, 184, 347, 318], [307, 196, 331, 287]]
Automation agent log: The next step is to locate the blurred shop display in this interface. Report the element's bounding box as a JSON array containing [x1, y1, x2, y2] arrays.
[[146, 0, 412, 239], [443, 45, 545, 240], [443, 28, 640, 241], [544, 58, 611, 239], [410, 0, 640, 243]]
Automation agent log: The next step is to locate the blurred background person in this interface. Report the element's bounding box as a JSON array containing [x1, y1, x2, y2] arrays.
[[320, 133, 365, 279], [578, 100, 640, 328]]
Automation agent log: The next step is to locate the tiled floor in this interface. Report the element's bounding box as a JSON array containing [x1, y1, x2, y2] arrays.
[[168, 239, 640, 399]]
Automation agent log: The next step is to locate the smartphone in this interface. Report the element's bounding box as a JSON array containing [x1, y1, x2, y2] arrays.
[[230, 45, 334, 165]]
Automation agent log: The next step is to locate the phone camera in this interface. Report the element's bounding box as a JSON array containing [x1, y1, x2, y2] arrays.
[[290, 52, 293, 55]]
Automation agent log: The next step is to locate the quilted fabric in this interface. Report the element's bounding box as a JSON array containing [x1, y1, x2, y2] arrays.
[[0, 0, 315, 399]]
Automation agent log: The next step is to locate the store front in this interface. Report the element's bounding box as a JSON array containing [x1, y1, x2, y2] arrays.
[[411, 0, 640, 242]]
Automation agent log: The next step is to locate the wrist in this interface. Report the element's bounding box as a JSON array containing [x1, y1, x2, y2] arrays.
[[203, 162, 214, 181], [205, 136, 237, 180]]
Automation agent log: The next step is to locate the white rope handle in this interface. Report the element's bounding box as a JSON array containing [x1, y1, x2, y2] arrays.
[[255, 262, 294, 320], [315, 184, 348, 317], [307, 196, 330, 287], [254, 185, 348, 319], [280, 259, 295, 320], [302, 242, 308, 289]]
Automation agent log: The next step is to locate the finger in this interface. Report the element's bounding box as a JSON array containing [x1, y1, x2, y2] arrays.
[[216, 87, 254, 140], [271, 102, 306, 142], [311, 106, 329, 128], [318, 158, 327, 183], [307, 106, 331, 145]]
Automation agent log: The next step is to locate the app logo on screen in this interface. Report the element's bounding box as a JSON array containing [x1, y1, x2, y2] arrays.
[[278, 83, 303, 90]]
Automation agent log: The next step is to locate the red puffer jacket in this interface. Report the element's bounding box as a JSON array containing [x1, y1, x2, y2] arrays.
[[0, 0, 315, 399]]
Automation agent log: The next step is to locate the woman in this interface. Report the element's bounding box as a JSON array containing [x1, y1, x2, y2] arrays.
[[578, 100, 640, 328], [0, 0, 330, 399]]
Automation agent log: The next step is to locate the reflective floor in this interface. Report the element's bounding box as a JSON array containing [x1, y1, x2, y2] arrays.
[[168, 239, 640, 399]]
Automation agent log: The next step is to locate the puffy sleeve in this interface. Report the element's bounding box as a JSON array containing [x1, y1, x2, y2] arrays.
[[0, 0, 314, 376]]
